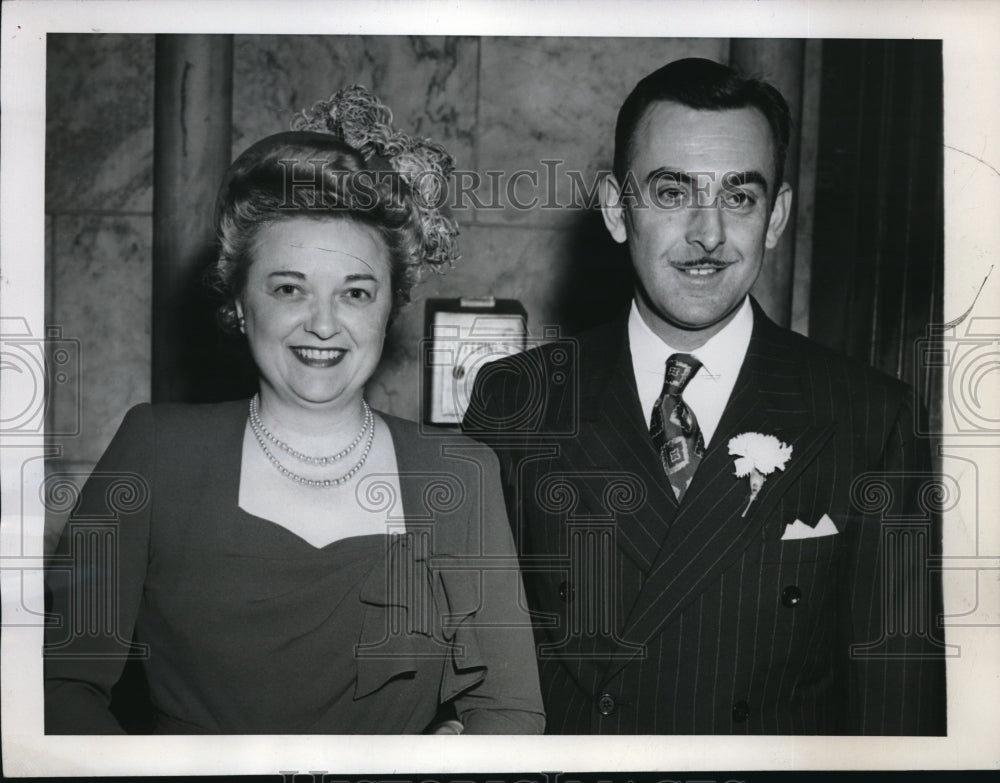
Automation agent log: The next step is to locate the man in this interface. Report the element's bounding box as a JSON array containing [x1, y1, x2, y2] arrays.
[[462, 58, 945, 734]]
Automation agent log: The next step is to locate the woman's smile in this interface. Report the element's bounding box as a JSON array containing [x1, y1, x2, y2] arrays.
[[237, 217, 393, 415], [290, 346, 348, 367]]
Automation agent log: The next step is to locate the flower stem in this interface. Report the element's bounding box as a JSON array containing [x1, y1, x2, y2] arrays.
[[741, 486, 761, 518]]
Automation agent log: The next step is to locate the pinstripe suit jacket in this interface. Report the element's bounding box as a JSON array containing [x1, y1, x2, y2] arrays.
[[462, 300, 946, 734]]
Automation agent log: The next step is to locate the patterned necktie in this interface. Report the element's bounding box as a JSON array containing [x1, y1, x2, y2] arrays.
[[649, 353, 705, 501]]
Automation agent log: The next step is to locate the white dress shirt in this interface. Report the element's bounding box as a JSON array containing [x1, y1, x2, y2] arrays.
[[628, 297, 754, 448]]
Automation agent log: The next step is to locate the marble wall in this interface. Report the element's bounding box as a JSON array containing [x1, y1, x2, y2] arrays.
[[46, 35, 803, 521], [45, 34, 155, 536]]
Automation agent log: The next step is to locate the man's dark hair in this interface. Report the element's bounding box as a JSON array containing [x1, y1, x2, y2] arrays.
[[613, 57, 792, 196]]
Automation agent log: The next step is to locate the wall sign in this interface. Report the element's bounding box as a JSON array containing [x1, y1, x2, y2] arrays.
[[423, 297, 527, 425]]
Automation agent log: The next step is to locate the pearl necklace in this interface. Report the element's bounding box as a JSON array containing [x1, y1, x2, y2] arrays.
[[248, 395, 375, 488], [249, 393, 372, 464]]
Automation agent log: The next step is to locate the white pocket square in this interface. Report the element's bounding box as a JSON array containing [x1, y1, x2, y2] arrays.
[[780, 513, 839, 541]]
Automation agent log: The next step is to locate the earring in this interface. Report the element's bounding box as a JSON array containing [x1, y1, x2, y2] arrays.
[[238, 315, 246, 334]]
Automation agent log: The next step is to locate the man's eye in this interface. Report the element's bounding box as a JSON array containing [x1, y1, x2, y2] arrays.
[[721, 190, 754, 209], [656, 187, 688, 206]]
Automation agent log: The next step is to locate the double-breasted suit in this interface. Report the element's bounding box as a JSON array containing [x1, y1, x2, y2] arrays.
[[463, 299, 946, 734]]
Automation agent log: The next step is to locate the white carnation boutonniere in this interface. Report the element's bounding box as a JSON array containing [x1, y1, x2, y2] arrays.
[[728, 432, 793, 517]]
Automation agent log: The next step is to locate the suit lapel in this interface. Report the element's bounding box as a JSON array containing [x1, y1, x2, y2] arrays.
[[608, 305, 836, 676], [380, 413, 436, 538], [573, 319, 679, 571]]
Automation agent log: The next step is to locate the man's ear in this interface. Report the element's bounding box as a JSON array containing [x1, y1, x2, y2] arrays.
[[600, 174, 628, 245], [765, 182, 793, 249]]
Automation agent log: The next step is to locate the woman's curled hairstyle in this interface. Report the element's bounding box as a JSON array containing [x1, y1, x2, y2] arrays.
[[211, 130, 424, 330]]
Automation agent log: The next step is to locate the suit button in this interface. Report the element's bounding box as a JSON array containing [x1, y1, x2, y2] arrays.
[[781, 585, 803, 607], [558, 580, 575, 602], [596, 692, 616, 716], [732, 700, 750, 723]]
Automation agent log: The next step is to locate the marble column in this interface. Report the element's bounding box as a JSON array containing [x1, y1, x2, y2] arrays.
[[730, 39, 806, 328], [152, 35, 234, 402]]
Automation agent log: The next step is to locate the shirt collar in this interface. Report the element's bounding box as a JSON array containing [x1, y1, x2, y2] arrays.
[[628, 296, 754, 382]]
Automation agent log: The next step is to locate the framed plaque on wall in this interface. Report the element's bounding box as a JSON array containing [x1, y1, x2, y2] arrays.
[[422, 297, 527, 425]]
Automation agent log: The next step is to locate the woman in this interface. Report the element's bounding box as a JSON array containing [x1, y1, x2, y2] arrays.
[[44, 87, 544, 735]]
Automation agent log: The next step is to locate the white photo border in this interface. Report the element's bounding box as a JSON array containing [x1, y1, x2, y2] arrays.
[[2, 0, 999, 776]]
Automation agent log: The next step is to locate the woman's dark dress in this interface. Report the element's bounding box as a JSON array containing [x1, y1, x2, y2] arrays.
[[44, 401, 544, 734]]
